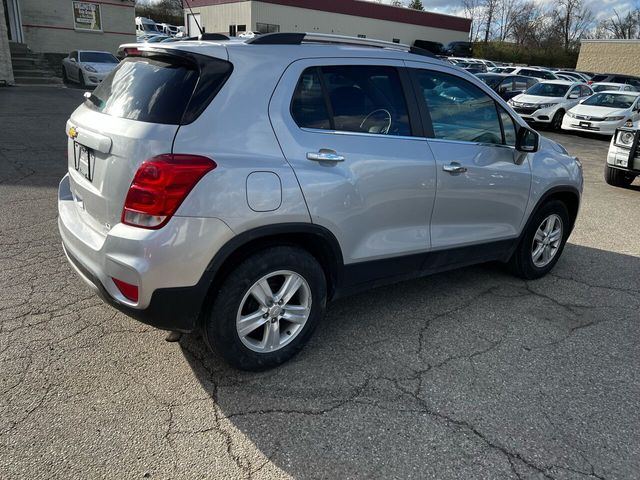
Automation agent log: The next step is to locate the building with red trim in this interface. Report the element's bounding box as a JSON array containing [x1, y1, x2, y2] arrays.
[[183, 0, 471, 46]]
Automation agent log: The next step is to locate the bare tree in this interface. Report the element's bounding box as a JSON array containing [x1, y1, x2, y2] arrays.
[[496, 0, 519, 41], [552, 0, 595, 50], [482, 0, 500, 42], [462, 0, 485, 41], [510, 1, 545, 46], [598, 9, 640, 39]]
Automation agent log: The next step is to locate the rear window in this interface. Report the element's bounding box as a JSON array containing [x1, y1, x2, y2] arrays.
[[87, 57, 198, 124], [590, 74, 608, 83]]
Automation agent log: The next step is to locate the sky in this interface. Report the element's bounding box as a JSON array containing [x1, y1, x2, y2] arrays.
[[369, 0, 639, 21]]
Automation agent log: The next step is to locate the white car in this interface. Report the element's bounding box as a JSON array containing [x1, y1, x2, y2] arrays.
[[495, 67, 558, 81], [605, 127, 639, 187], [61, 50, 119, 87], [591, 82, 637, 93], [562, 91, 640, 136], [509, 81, 593, 130]]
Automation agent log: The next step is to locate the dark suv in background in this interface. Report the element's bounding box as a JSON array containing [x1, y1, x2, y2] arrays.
[[589, 73, 640, 89], [445, 41, 472, 57]]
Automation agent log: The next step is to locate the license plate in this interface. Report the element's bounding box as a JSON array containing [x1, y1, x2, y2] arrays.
[[74, 142, 94, 182], [579, 121, 591, 128]]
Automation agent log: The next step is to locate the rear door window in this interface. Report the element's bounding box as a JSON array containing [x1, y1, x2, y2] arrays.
[[291, 65, 412, 136]]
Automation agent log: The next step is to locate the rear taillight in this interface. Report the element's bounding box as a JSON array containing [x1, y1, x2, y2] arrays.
[[122, 154, 216, 229], [587, 80, 593, 85]]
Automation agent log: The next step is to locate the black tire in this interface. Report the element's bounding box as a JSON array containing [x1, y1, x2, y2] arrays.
[[203, 246, 327, 371], [61, 66, 68, 84], [551, 110, 564, 131], [78, 70, 86, 87], [604, 164, 635, 188], [509, 200, 570, 280]]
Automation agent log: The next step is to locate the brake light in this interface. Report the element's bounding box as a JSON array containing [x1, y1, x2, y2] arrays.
[[122, 154, 216, 229], [587, 80, 593, 85], [124, 47, 141, 57], [112, 278, 139, 302]]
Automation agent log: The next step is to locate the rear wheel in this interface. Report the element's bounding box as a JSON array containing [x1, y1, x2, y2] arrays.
[[203, 246, 327, 371], [509, 200, 570, 280], [604, 164, 636, 188], [551, 110, 565, 131]]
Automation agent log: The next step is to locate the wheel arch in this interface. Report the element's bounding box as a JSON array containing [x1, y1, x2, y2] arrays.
[[200, 223, 344, 323], [525, 186, 580, 236]]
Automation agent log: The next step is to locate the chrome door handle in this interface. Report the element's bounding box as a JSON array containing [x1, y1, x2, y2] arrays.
[[443, 162, 467, 174], [307, 149, 345, 162]]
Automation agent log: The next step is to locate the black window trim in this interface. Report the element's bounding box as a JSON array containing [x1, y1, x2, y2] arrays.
[[409, 66, 516, 148], [289, 64, 423, 138]]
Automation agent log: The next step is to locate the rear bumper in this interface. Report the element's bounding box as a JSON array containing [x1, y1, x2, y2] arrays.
[[62, 243, 211, 332], [58, 174, 235, 332]]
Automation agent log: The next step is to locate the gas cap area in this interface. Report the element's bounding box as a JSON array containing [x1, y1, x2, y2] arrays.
[[246, 172, 282, 212]]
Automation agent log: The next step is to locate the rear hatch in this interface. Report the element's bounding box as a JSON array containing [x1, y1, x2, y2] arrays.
[[66, 47, 232, 235]]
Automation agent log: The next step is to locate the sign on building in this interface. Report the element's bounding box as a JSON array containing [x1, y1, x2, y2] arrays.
[[72, 1, 102, 32]]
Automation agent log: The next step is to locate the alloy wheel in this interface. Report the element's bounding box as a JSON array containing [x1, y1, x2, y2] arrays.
[[531, 214, 563, 268], [236, 270, 312, 353]]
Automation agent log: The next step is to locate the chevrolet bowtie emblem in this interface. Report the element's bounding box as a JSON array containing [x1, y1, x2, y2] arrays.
[[69, 126, 78, 139]]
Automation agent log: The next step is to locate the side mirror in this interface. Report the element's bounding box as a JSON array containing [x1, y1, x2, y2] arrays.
[[568, 92, 579, 99], [516, 126, 539, 153]]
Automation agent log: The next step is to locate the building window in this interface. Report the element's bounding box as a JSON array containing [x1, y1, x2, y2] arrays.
[[392, 38, 400, 43], [237, 24, 246, 32], [229, 25, 236, 36], [72, 1, 102, 32], [256, 22, 280, 34], [357, 34, 366, 38]]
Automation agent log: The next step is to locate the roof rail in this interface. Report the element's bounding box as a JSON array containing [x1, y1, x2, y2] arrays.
[[246, 32, 416, 50]]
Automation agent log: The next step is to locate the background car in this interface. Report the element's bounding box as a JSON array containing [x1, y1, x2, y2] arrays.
[[556, 71, 590, 82], [591, 82, 637, 93], [588, 73, 640, 89], [445, 41, 472, 57], [61, 50, 119, 87], [476, 73, 539, 101], [508, 67, 558, 81], [509, 80, 593, 130], [605, 127, 640, 187], [413, 40, 444, 55], [562, 91, 640, 136]]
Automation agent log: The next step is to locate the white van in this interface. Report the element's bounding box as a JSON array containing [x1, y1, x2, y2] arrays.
[[135, 17, 159, 35], [158, 23, 180, 37]]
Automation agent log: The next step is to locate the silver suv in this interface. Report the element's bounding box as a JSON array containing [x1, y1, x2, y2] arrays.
[[58, 33, 583, 370]]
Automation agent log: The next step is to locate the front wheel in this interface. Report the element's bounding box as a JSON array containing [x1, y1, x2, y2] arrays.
[[551, 110, 565, 131], [78, 70, 86, 87], [604, 164, 635, 188], [203, 246, 327, 371], [509, 200, 570, 280]]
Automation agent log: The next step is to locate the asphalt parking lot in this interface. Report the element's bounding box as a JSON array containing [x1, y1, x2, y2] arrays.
[[1, 86, 639, 480]]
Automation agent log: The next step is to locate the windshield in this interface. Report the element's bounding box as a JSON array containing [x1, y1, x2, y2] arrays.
[[525, 83, 570, 97], [477, 75, 502, 88], [79, 52, 118, 64], [593, 84, 620, 92], [581, 93, 637, 108], [143, 23, 158, 32]]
